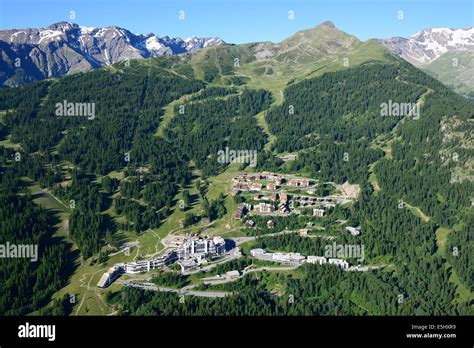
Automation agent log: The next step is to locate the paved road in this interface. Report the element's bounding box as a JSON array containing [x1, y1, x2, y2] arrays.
[[347, 264, 390, 272], [201, 265, 299, 287], [121, 279, 231, 298], [181, 249, 243, 275], [233, 229, 297, 246]]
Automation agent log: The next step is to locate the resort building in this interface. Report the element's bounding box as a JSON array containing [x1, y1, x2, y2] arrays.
[[97, 265, 123, 288], [177, 236, 226, 260], [328, 258, 350, 269], [307, 256, 327, 265], [250, 249, 305, 265], [313, 208, 325, 217], [254, 202, 274, 214], [123, 250, 178, 274]]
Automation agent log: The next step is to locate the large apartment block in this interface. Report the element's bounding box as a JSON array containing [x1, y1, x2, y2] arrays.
[[123, 250, 178, 274], [177, 236, 226, 259]]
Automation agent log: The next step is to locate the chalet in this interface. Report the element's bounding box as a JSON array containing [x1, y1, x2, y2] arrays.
[[345, 226, 361, 236], [278, 202, 289, 213], [247, 173, 261, 180], [270, 193, 278, 202], [231, 185, 241, 196], [267, 183, 276, 191], [300, 179, 310, 187], [262, 171, 276, 180], [254, 203, 274, 214], [245, 219, 255, 228], [299, 229, 309, 236], [274, 177, 283, 185], [288, 179, 298, 187], [280, 193, 288, 203], [234, 204, 247, 220], [288, 179, 310, 187], [267, 220, 276, 228], [249, 183, 262, 192]]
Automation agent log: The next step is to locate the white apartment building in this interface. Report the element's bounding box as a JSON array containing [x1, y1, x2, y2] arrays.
[[328, 258, 350, 269], [307, 256, 327, 265], [97, 265, 124, 288], [123, 250, 178, 274], [176, 236, 226, 260], [313, 208, 325, 217]]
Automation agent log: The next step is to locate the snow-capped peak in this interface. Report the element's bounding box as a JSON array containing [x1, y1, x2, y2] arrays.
[[379, 26, 474, 66]]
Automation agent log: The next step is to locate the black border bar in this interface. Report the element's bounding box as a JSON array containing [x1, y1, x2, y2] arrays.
[[0, 315, 472, 346]]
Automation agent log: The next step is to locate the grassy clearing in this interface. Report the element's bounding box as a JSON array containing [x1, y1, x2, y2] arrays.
[[368, 163, 381, 192], [435, 227, 450, 257], [155, 91, 203, 138], [449, 269, 473, 304], [0, 134, 21, 149], [255, 111, 276, 152], [403, 202, 430, 223]]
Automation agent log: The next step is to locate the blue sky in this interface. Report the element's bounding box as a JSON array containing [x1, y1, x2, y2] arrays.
[[0, 0, 472, 43]]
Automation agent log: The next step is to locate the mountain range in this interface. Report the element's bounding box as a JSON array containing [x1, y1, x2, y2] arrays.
[[0, 21, 223, 87], [0, 21, 473, 97]]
